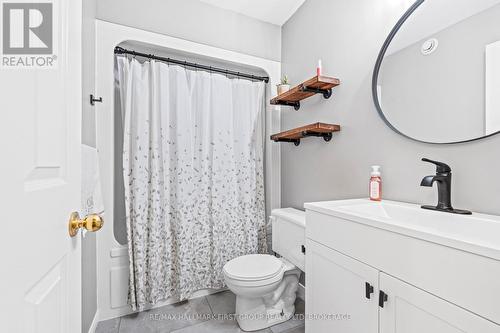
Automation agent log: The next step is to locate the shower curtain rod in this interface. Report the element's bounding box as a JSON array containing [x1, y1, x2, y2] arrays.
[[114, 46, 270, 83]]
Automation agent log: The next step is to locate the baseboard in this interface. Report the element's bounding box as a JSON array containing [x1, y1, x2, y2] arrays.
[[297, 283, 305, 301], [87, 310, 99, 333]]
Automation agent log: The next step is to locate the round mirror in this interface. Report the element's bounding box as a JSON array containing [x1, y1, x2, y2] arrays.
[[373, 0, 500, 144]]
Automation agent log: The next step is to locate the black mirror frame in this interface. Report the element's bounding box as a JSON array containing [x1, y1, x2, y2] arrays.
[[371, 0, 500, 144]]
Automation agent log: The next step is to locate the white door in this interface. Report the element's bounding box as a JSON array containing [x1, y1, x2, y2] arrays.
[[305, 239, 379, 333], [0, 0, 83, 332], [379, 273, 500, 333]]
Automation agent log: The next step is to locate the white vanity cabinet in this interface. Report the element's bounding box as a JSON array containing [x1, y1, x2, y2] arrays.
[[306, 239, 379, 333], [379, 272, 499, 333], [304, 199, 500, 333]]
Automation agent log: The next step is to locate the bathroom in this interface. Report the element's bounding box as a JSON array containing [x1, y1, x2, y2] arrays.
[[2, 0, 500, 332]]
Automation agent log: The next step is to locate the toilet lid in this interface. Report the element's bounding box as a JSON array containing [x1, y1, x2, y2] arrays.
[[223, 254, 284, 281]]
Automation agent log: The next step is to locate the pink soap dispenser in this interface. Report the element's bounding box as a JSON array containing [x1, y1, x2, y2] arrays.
[[369, 166, 382, 201], [317, 59, 322, 76]]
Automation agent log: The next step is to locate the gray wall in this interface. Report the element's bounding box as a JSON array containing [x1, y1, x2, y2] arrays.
[[379, 4, 500, 142], [281, 0, 500, 215], [82, 0, 97, 332], [96, 0, 281, 61]]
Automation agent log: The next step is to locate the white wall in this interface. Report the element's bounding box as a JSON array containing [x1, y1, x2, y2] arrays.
[[96, 0, 281, 61], [281, 0, 500, 215], [82, 0, 98, 331]]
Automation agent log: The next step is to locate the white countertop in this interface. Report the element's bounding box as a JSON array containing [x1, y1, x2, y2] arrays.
[[305, 198, 500, 261]]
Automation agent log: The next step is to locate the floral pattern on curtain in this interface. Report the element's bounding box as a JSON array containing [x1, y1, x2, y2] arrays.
[[116, 57, 267, 311]]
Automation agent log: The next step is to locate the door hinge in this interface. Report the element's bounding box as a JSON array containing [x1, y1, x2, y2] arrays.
[[379, 290, 388, 308], [365, 282, 374, 299], [301, 245, 306, 254]]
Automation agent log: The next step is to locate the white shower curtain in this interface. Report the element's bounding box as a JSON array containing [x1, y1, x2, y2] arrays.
[[116, 57, 267, 310]]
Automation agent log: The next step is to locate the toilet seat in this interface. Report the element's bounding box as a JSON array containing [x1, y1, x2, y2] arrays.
[[223, 254, 285, 285]]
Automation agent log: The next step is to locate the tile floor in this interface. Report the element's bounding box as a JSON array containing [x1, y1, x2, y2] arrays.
[[96, 291, 305, 333]]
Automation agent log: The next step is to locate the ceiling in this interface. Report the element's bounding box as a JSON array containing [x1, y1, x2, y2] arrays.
[[198, 0, 306, 26]]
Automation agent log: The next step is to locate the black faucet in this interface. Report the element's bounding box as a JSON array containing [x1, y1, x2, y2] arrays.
[[420, 158, 471, 215]]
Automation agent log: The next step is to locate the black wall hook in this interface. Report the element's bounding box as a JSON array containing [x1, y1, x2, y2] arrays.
[[90, 94, 103, 106]]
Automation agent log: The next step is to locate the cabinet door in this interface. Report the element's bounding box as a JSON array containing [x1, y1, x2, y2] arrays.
[[305, 239, 379, 333], [379, 273, 500, 333]]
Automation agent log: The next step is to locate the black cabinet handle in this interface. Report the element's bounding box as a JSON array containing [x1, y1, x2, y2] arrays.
[[365, 282, 374, 299], [301, 245, 306, 254], [379, 290, 388, 308]]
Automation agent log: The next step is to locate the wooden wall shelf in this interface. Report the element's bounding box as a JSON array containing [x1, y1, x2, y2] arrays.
[[271, 122, 341, 146], [270, 75, 340, 110]]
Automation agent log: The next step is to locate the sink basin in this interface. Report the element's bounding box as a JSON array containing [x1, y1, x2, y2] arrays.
[[304, 198, 500, 260]]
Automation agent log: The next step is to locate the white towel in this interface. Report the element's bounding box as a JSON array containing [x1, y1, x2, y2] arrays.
[[81, 145, 104, 218]]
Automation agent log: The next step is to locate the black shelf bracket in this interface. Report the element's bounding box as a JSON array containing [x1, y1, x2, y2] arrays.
[[274, 100, 301, 111], [300, 86, 333, 99], [272, 131, 333, 146], [273, 87, 332, 110], [273, 138, 301, 146], [301, 131, 333, 142]]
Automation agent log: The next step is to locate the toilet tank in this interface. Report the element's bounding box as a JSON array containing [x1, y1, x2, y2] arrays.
[[271, 208, 306, 271]]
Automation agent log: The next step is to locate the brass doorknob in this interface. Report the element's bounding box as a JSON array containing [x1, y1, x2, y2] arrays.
[[69, 212, 104, 237]]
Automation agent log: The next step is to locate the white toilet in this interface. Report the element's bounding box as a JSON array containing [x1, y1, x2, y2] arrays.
[[223, 208, 306, 332]]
